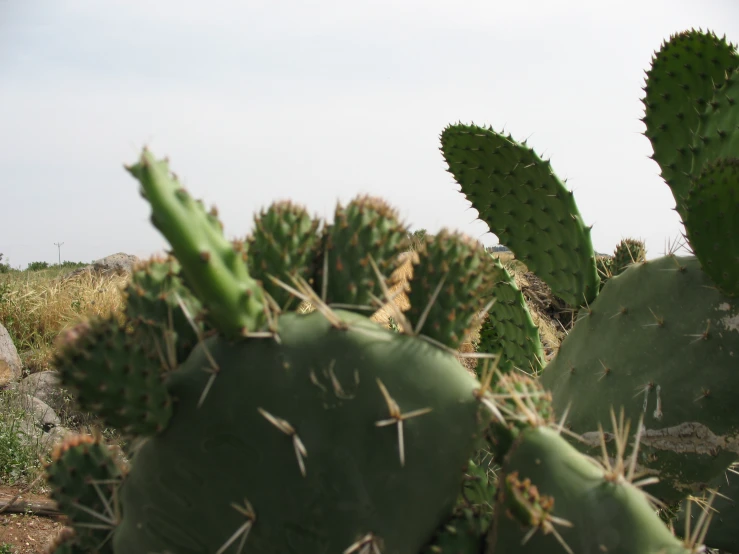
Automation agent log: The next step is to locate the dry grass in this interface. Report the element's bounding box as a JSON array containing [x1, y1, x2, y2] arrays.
[[0, 268, 127, 373], [0, 249, 564, 378]]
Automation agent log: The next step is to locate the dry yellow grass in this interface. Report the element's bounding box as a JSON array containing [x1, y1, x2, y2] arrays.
[[0, 269, 127, 372], [0, 249, 564, 377]]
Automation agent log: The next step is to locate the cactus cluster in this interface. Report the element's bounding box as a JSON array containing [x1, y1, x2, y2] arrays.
[[42, 28, 737, 554], [440, 27, 739, 552]]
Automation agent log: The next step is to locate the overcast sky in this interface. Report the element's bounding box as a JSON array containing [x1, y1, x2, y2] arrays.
[[2, 1, 738, 270]]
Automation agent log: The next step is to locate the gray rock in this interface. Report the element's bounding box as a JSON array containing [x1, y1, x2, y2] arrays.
[[61, 252, 140, 280], [14, 371, 67, 414], [0, 322, 22, 387], [14, 395, 70, 453], [92, 252, 139, 274]]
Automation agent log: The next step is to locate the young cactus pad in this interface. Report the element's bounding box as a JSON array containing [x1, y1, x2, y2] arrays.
[[46, 149, 501, 554], [440, 123, 600, 307], [475, 255, 544, 374]]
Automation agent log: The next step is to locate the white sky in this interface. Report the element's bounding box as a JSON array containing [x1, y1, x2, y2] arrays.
[[2, 1, 738, 270]]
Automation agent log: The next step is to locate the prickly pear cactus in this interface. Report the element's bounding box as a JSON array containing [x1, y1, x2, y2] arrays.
[[47, 149, 503, 554], [483, 372, 693, 554], [540, 254, 739, 502], [539, 28, 739, 506]]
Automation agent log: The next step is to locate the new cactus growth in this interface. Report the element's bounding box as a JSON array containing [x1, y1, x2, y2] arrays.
[[612, 238, 646, 275], [245, 200, 322, 309], [48, 149, 505, 554]]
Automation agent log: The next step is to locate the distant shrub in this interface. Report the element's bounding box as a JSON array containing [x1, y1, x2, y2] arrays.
[[0, 253, 9, 274], [27, 261, 50, 271], [55, 260, 88, 269]]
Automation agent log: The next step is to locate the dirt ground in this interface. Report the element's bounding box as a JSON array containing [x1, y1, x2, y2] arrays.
[[0, 486, 65, 554]]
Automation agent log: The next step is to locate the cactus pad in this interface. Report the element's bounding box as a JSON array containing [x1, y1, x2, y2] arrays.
[[45, 434, 124, 552], [246, 200, 322, 308], [683, 158, 739, 296], [53, 318, 174, 436], [318, 195, 410, 309], [405, 229, 498, 350], [612, 238, 646, 275], [476, 256, 544, 374], [124, 255, 204, 364], [541, 255, 739, 502], [488, 426, 692, 554], [642, 30, 739, 219], [440, 123, 600, 306], [112, 310, 490, 553]]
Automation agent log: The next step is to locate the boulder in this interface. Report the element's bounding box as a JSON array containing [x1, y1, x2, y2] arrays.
[[61, 252, 139, 280], [13, 371, 66, 414], [92, 252, 139, 274], [0, 322, 22, 387], [14, 394, 71, 454]]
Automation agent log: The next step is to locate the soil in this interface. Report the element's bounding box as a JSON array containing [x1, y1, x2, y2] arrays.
[[0, 486, 66, 554]]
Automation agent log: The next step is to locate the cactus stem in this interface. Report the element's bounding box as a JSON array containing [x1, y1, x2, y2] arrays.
[[257, 408, 308, 477], [215, 498, 256, 554], [374, 379, 433, 467]]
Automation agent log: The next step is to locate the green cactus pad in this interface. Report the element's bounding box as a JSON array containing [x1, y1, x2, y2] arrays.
[[540, 255, 739, 502], [111, 309, 490, 554], [53, 318, 173, 436], [405, 230, 498, 350], [124, 255, 204, 364], [476, 256, 544, 374], [126, 149, 267, 337], [683, 159, 739, 296], [440, 123, 600, 306], [612, 238, 646, 276], [642, 30, 739, 219], [690, 66, 739, 176], [317, 195, 410, 309], [45, 434, 124, 552], [487, 426, 691, 554], [246, 200, 323, 309]]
